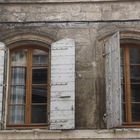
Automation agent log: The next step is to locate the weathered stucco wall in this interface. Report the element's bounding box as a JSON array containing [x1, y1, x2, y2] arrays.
[[0, 2, 140, 22], [0, 0, 140, 139], [1, 21, 140, 129]]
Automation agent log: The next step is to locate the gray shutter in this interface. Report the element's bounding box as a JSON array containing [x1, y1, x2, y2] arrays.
[[105, 32, 122, 128], [0, 42, 6, 129], [50, 38, 75, 129]]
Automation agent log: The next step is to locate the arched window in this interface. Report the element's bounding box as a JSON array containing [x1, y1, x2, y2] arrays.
[[121, 43, 140, 125], [0, 38, 75, 129], [7, 46, 49, 127], [104, 32, 140, 128]]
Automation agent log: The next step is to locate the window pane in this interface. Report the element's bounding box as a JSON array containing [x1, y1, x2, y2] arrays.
[[31, 105, 47, 123], [33, 49, 48, 65], [32, 68, 48, 84], [10, 86, 25, 104], [11, 67, 26, 85], [132, 104, 140, 122], [122, 103, 126, 122], [130, 66, 140, 83], [120, 48, 124, 65], [11, 49, 27, 66], [32, 87, 47, 103], [9, 105, 25, 124], [130, 48, 140, 64], [121, 84, 125, 102], [131, 84, 140, 102]]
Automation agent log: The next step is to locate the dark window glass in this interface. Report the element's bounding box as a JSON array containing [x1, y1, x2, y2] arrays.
[[130, 66, 140, 83], [32, 87, 47, 103], [122, 103, 126, 122], [31, 105, 47, 123], [132, 104, 140, 122], [32, 68, 48, 84], [131, 84, 140, 102], [130, 48, 140, 64]]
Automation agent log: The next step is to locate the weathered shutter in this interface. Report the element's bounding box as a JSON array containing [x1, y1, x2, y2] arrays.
[[105, 32, 122, 128], [50, 38, 75, 129], [0, 42, 6, 129]]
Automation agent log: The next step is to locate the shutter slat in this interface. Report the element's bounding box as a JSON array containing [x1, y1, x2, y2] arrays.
[[105, 32, 122, 128], [50, 38, 75, 130]]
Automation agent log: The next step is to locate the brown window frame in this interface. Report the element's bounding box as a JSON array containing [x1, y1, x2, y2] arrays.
[[6, 45, 50, 129], [121, 43, 140, 127]]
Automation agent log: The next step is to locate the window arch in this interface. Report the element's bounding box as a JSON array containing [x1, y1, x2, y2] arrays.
[[7, 45, 50, 128]]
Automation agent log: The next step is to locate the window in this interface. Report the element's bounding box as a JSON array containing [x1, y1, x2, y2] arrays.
[[7, 46, 49, 127], [105, 32, 140, 128], [121, 44, 140, 125], [0, 38, 75, 129]]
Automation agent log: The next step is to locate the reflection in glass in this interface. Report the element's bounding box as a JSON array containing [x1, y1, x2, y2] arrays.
[[31, 105, 47, 123], [32, 68, 47, 84], [32, 87, 47, 103], [132, 104, 140, 122], [9, 105, 25, 124], [33, 49, 48, 65], [11, 49, 27, 66], [130, 48, 140, 64]]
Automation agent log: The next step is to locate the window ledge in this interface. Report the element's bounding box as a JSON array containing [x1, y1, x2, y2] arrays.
[[1, 129, 140, 139], [0, 0, 138, 3]]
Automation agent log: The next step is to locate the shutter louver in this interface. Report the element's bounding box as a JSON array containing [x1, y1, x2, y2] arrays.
[[0, 42, 6, 129], [50, 38, 75, 129], [105, 32, 122, 128]]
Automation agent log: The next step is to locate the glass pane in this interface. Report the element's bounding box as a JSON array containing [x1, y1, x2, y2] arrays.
[[11, 49, 27, 66], [32, 68, 48, 84], [33, 49, 48, 65], [10, 86, 25, 104], [130, 66, 140, 83], [132, 104, 140, 122], [31, 105, 47, 123], [32, 87, 47, 103], [131, 84, 140, 102], [130, 47, 140, 64], [9, 105, 25, 124], [120, 48, 124, 65], [121, 84, 125, 102], [122, 103, 126, 122], [11, 67, 26, 85]]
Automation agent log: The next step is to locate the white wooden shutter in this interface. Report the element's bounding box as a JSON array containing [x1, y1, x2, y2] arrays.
[[105, 32, 122, 128], [0, 42, 6, 129], [50, 38, 75, 129]]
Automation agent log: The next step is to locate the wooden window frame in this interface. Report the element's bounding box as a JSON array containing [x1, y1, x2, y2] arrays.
[[6, 45, 50, 129], [121, 43, 140, 127]]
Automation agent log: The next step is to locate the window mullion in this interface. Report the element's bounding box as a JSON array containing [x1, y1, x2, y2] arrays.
[[25, 48, 32, 124], [124, 47, 132, 123]]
